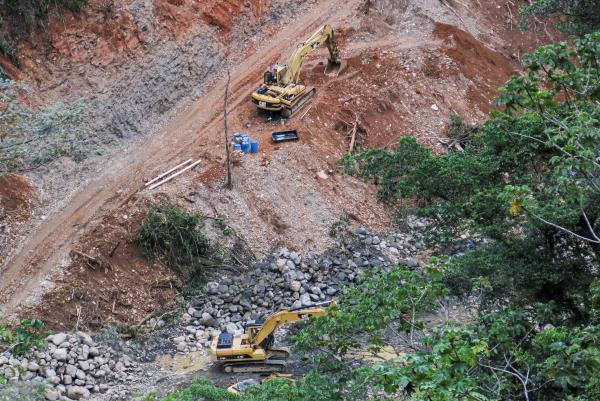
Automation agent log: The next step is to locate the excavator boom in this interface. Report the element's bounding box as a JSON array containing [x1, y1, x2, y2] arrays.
[[251, 300, 335, 345], [281, 24, 342, 85]]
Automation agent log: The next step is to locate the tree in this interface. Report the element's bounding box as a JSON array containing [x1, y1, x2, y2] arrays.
[[520, 0, 600, 35]]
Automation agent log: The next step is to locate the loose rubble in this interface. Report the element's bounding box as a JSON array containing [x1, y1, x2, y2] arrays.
[[1, 220, 436, 400], [0, 331, 139, 401], [172, 223, 428, 353]]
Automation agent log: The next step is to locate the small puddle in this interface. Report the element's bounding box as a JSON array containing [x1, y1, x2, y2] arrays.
[[155, 351, 212, 374], [351, 345, 401, 362]]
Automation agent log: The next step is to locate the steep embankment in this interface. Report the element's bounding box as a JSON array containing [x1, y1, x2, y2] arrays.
[[0, 0, 559, 329]]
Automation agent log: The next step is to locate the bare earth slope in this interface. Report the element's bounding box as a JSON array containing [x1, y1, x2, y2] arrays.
[[0, 0, 559, 328]]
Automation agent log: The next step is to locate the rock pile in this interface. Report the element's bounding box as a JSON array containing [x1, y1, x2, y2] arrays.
[[175, 226, 426, 351], [0, 332, 139, 401]]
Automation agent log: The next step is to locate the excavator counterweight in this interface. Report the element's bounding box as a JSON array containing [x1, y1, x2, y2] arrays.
[[210, 300, 336, 373], [251, 24, 344, 118]]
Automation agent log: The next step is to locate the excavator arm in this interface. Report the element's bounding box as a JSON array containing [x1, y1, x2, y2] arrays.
[[281, 24, 341, 85], [250, 300, 336, 347]]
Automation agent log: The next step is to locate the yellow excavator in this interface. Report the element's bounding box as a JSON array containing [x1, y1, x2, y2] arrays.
[[251, 24, 343, 118], [210, 300, 336, 373]]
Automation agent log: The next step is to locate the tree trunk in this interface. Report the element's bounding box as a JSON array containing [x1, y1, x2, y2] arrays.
[[224, 63, 233, 189]]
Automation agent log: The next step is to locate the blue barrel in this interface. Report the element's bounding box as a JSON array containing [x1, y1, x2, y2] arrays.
[[241, 142, 250, 153], [233, 143, 242, 151], [250, 141, 259, 153]]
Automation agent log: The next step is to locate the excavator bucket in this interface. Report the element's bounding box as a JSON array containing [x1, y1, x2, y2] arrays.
[[325, 58, 346, 77]]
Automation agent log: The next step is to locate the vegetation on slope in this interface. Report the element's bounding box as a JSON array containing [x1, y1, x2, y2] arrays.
[[521, 0, 600, 35], [151, 31, 600, 401], [0, 79, 92, 174]]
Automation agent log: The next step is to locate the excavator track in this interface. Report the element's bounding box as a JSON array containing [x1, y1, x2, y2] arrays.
[[222, 359, 287, 374], [282, 87, 316, 118]]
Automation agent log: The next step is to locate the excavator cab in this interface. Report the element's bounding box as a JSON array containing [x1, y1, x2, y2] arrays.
[[263, 65, 287, 86]]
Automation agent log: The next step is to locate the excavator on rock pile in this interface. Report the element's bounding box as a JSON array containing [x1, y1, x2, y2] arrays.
[[210, 300, 336, 373], [251, 24, 344, 118]]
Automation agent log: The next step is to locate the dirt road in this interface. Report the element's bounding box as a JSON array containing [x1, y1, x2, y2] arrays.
[[0, 0, 365, 319]]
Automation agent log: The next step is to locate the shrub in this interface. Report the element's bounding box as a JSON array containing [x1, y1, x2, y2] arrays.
[[520, 0, 600, 35], [137, 204, 218, 290], [0, 319, 47, 356]]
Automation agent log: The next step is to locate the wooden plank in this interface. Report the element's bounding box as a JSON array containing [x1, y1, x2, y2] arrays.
[[148, 159, 202, 190], [144, 158, 193, 187]]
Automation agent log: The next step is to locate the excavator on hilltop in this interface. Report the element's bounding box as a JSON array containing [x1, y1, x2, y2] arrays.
[[251, 24, 344, 117], [210, 300, 336, 373]]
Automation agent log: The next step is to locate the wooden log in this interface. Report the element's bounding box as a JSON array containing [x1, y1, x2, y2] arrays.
[[144, 158, 193, 187], [148, 159, 202, 190]]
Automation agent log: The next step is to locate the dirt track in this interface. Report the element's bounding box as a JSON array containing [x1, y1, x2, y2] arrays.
[[0, 0, 366, 320]]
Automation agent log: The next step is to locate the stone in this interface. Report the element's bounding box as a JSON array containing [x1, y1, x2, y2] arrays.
[[44, 389, 60, 401], [94, 369, 106, 378], [65, 364, 77, 377], [50, 333, 68, 346], [225, 323, 238, 334], [289, 281, 301, 292], [300, 293, 312, 306], [199, 312, 216, 326], [63, 375, 73, 385], [75, 369, 86, 380], [176, 342, 187, 352], [188, 307, 203, 318], [78, 361, 90, 371], [76, 332, 94, 346], [404, 258, 419, 268], [27, 361, 40, 371], [67, 385, 90, 400], [52, 348, 68, 361], [88, 347, 100, 357], [47, 376, 61, 385]]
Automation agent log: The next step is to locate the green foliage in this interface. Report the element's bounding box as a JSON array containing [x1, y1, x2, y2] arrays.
[[520, 0, 600, 35], [150, 379, 239, 401], [296, 266, 446, 359], [0, 320, 46, 356], [149, 31, 600, 401], [0, 79, 93, 173], [344, 34, 600, 322], [341, 136, 431, 202], [137, 204, 220, 293], [328, 215, 351, 238]]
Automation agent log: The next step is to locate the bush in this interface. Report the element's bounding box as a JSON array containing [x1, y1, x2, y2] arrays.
[[0, 319, 47, 356], [137, 204, 219, 291], [521, 0, 600, 35]]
